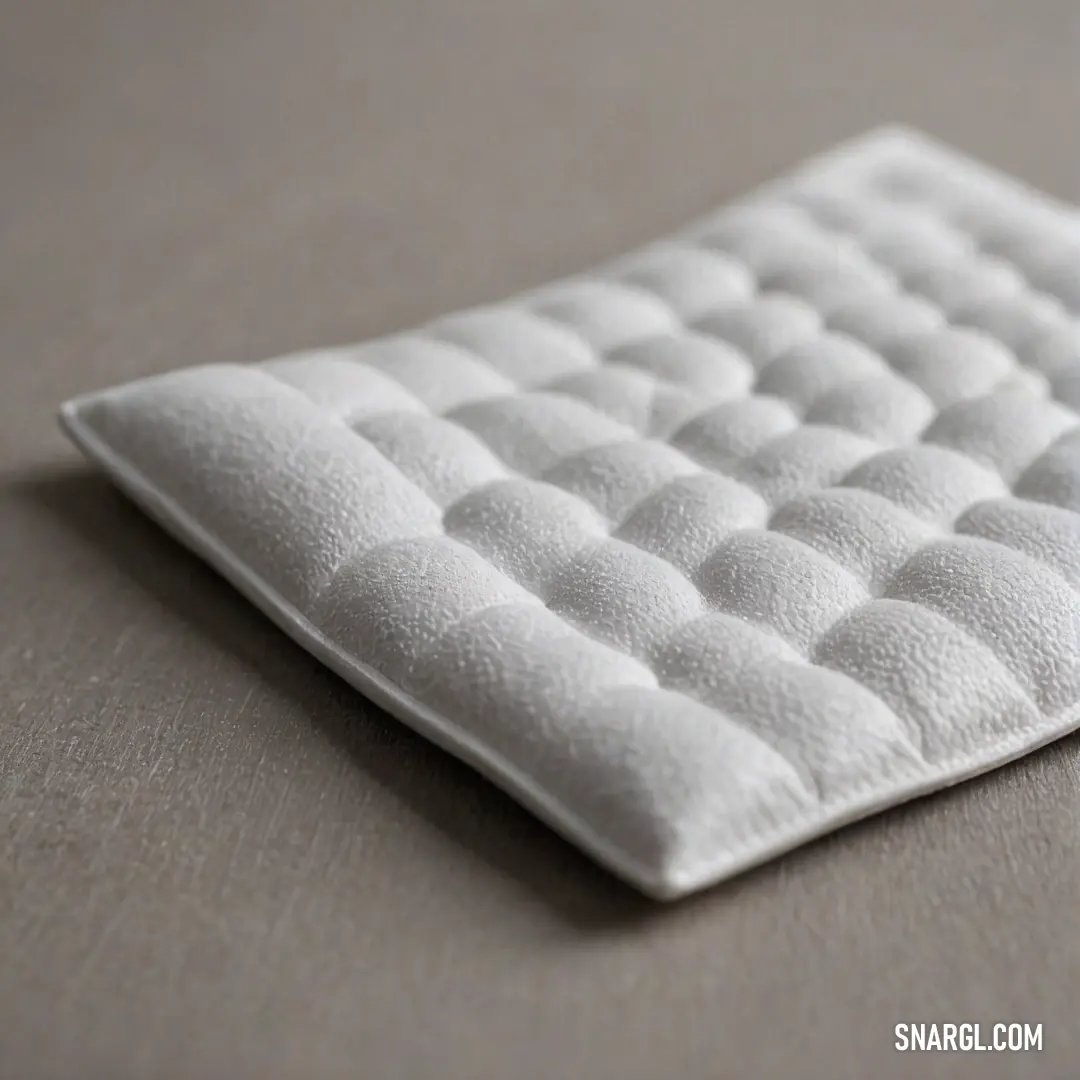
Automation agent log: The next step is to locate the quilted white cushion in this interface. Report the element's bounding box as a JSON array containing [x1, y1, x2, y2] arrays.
[[61, 128, 1080, 899]]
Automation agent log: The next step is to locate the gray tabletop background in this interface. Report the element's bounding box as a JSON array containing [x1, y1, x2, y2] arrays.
[[3, 3, 1079, 1078]]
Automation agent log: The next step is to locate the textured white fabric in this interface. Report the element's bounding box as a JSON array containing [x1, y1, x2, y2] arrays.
[[60, 128, 1080, 899]]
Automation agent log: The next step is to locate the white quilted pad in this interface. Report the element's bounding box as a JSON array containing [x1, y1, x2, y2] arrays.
[[61, 128, 1080, 899]]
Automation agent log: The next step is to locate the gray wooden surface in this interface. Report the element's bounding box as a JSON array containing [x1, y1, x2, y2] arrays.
[[2, 2, 1079, 1077]]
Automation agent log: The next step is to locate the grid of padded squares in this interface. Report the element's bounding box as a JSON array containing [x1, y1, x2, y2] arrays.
[[73, 132, 1080, 891]]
